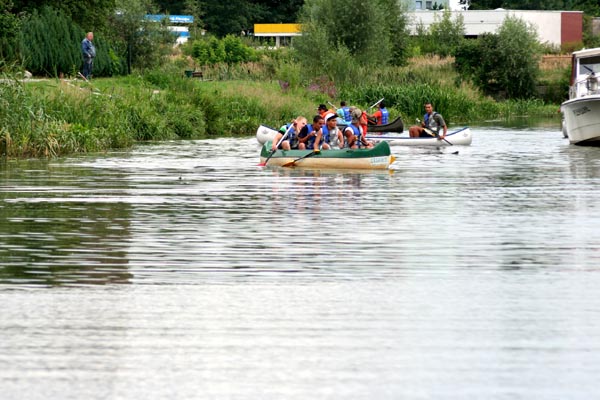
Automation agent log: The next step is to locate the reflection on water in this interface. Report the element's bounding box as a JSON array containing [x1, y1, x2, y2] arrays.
[[1, 130, 599, 285], [0, 162, 132, 286], [1, 128, 600, 399]]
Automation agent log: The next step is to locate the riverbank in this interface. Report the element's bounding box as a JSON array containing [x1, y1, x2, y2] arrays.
[[1, 59, 565, 158]]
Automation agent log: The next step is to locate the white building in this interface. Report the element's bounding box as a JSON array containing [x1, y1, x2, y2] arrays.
[[407, 0, 470, 11], [407, 9, 583, 46], [146, 14, 194, 45]]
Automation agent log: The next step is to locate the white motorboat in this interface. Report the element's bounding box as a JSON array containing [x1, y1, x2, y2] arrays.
[[560, 47, 600, 146]]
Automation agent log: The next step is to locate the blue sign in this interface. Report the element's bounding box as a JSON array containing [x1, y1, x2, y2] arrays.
[[146, 15, 194, 24]]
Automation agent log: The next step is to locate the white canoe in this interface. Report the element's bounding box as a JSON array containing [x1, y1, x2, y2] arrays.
[[366, 127, 472, 146], [256, 125, 279, 145], [257, 118, 404, 145]]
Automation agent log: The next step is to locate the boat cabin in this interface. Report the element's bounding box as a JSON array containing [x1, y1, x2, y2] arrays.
[[570, 48, 600, 99]]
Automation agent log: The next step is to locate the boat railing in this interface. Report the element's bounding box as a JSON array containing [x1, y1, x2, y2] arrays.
[[570, 73, 599, 99]]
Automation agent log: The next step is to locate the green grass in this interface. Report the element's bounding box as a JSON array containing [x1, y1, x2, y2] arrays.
[[1, 57, 564, 158]]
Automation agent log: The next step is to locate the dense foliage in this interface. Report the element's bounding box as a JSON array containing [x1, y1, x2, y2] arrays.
[[1, 0, 173, 77], [0, 0, 20, 62], [186, 35, 258, 65], [293, 0, 409, 85], [0, 0, 592, 159], [10, 0, 116, 33], [412, 9, 466, 57], [455, 16, 541, 99], [19, 7, 85, 76], [108, 0, 173, 74], [154, 0, 304, 37]]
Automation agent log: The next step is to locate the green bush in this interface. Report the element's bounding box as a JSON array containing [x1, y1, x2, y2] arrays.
[[0, 76, 132, 157], [0, 1, 21, 63], [20, 6, 84, 76], [17, 6, 125, 77], [454, 38, 481, 81], [495, 16, 540, 99], [410, 10, 467, 58], [338, 79, 557, 124], [188, 35, 257, 66], [294, 0, 410, 81], [454, 16, 541, 100]]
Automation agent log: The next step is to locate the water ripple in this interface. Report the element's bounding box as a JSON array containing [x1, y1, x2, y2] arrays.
[[1, 130, 600, 286]]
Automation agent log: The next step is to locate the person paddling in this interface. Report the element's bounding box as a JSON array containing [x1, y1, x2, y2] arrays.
[[314, 112, 343, 150], [369, 101, 389, 125], [271, 116, 308, 151], [344, 108, 373, 149], [409, 102, 447, 140], [297, 115, 325, 150], [336, 101, 352, 124]]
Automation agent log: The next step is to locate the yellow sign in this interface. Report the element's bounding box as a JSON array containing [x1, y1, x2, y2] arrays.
[[254, 24, 302, 35]]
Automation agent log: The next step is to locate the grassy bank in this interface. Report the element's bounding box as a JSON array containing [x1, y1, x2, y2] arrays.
[[1, 58, 564, 158]]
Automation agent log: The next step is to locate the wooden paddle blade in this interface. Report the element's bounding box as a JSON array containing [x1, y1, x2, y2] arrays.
[[281, 151, 317, 167]]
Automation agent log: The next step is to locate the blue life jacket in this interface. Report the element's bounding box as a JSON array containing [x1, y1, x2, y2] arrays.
[[304, 124, 317, 149], [424, 112, 440, 134], [345, 124, 364, 148], [279, 123, 299, 148], [380, 108, 389, 124], [322, 125, 333, 144], [342, 107, 351, 122]]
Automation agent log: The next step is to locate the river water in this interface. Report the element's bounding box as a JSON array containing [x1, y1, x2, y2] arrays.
[[1, 126, 599, 399]]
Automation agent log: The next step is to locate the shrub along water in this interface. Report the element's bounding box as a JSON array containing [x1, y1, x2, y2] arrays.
[[339, 82, 557, 124], [1, 53, 562, 159], [0, 68, 311, 158]]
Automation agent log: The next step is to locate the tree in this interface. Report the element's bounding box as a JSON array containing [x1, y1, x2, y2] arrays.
[[0, 0, 21, 62], [156, 0, 304, 27], [182, 0, 204, 38], [155, 0, 186, 14], [19, 6, 84, 76], [455, 15, 540, 99], [293, 0, 410, 84], [378, 0, 411, 66], [202, 0, 262, 37], [495, 16, 540, 98], [108, 0, 173, 73], [295, 0, 408, 67], [17, 5, 123, 77], [11, 0, 116, 32], [250, 0, 304, 23], [429, 9, 466, 57]]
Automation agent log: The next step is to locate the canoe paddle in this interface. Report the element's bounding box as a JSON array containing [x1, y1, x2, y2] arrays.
[[282, 150, 319, 168], [258, 123, 293, 167], [368, 97, 385, 110]]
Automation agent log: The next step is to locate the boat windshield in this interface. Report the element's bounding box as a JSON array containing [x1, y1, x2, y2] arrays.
[[578, 55, 600, 75]]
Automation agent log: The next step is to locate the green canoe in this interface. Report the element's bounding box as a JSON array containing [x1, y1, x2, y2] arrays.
[[259, 141, 395, 170]]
